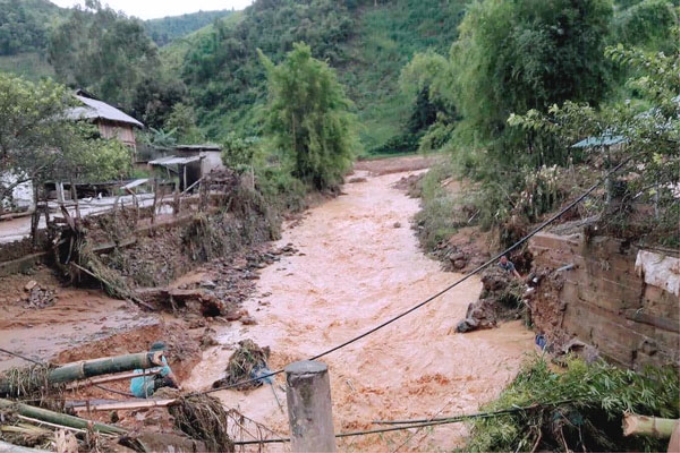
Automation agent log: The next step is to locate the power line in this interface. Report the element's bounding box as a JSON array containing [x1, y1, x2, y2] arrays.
[[230, 401, 571, 446], [0, 348, 44, 366], [196, 159, 631, 395]]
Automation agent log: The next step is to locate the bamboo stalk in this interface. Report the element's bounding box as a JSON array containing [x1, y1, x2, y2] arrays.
[[623, 412, 678, 439], [16, 415, 88, 435], [0, 440, 50, 452], [0, 351, 164, 396], [72, 398, 177, 413], [66, 370, 161, 390], [0, 425, 50, 437], [0, 399, 127, 436], [49, 351, 165, 384]]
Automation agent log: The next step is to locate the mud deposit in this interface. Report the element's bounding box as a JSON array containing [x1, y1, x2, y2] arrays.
[[187, 170, 535, 452]]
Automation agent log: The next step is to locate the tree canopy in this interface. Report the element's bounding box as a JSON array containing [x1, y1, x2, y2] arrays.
[[260, 43, 358, 191], [0, 74, 131, 208], [48, 0, 160, 111]]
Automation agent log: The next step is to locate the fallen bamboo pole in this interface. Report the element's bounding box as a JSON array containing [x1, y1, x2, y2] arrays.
[[72, 398, 177, 413], [623, 412, 678, 439], [0, 440, 50, 452], [0, 351, 165, 396], [16, 415, 88, 435], [66, 369, 161, 390], [0, 399, 127, 436]]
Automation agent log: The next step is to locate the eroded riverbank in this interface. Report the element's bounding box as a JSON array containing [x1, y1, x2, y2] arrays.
[[186, 169, 535, 451]]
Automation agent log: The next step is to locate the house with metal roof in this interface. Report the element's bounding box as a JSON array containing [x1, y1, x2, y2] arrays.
[[66, 89, 144, 149]]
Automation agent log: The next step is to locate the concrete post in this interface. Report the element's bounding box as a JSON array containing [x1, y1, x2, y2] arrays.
[[285, 361, 337, 453]]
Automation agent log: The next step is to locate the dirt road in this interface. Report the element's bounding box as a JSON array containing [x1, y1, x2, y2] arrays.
[[186, 169, 535, 451]]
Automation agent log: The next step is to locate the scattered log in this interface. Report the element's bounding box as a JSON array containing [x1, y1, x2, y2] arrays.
[[0, 399, 127, 436], [623, 412, 678, 439], [72, 399, 177, 414]]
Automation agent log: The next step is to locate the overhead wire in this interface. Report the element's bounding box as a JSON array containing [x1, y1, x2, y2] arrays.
[[230, 401, 576, 445]]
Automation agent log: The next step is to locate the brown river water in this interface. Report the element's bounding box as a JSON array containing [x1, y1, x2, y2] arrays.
[[185, 169, 535, 452]]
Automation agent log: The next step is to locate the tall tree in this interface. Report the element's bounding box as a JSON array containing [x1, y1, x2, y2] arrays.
[[48, 0, 160, 110], [451, 0, 613, 150], [259, 43, 358, 190]]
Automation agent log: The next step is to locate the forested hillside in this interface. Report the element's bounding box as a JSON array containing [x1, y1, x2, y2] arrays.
[[144, 10, 235, 47], [0, 0, 678, 156], [180, 0, 469, 149]]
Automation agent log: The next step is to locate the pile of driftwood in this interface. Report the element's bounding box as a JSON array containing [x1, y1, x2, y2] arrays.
[[0, 351, 235, 453]]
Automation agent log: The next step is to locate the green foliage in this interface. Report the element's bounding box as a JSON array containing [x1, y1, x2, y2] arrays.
[[164, 102, 205, 144], [48, 0, 160, 110], [509, 35, 679, 242], [0, 52, 55, 81], [221, 134, 260, 171], [341, 0, 468, 152], [182, 0, 354, 139], [0, 74, 132, 206], [464, 356, 679, 452], [414, 161, 458, 249], [260, 43, 359, 191], [451, 0, 613, 150], [144, 10, 236, 47], [613, 0, 679, 53], [0, 0, 64, 56]]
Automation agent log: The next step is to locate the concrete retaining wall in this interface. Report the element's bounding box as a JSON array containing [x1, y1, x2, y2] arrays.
[[529, 232, 679, 369]]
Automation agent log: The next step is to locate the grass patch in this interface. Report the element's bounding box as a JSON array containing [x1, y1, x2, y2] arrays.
[[463, 356, 679, 452]]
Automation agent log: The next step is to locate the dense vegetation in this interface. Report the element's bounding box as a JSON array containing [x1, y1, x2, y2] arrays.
[[0, 0, 63, 56], [0, 73, 131, 211], [464, 357, 679, 452], [144, 10, 235, 47], [1, 0, 678, 237]]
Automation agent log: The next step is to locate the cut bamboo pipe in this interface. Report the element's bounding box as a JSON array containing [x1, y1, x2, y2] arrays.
[[623, 412, 678, 439], [0, 351, 165, 396], [0, 399, 127, 436]]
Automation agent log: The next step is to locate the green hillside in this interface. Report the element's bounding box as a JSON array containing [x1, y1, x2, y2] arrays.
[[145, 9, 236, 47], [179, 0, 469, 149]]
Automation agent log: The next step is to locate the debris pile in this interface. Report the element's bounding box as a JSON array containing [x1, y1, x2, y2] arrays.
[[212, 340, 271, 391], [24, 284, 56, 309], [456, 268, 526, 333], [170, 395, 234, 453]]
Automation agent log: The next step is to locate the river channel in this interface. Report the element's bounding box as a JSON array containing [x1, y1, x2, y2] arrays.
[[185, 169, 535, 452]]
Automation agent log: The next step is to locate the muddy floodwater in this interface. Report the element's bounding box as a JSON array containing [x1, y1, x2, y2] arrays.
[[186, 170, 535, 451]]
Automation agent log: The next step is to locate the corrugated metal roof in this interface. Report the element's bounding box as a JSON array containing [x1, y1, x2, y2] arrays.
[[571, 135, 627, 148], [65, 95, 144, 128], [148, 155, 203, 166]]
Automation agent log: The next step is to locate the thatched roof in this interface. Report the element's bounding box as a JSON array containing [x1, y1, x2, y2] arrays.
[[65, 91, 144, 128]]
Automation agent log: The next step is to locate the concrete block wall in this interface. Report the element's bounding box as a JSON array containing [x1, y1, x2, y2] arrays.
[[529, 232, 679, 369]]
